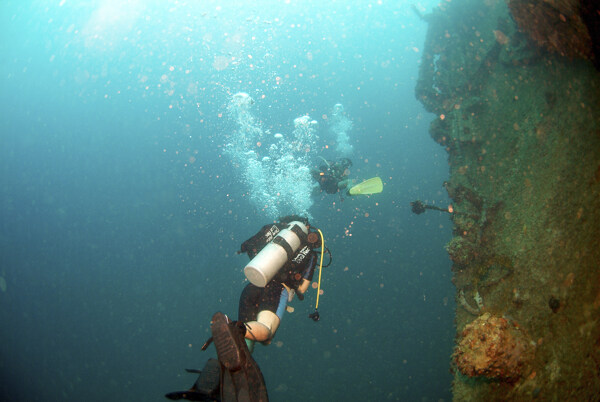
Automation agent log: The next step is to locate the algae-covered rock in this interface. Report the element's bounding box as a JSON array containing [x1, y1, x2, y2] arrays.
[[453, 313, 534, 382], [415, 0, 510, 115], [508, 0, 595, 61], [445, 236, 475, 266], [417, 0, 600, 399]]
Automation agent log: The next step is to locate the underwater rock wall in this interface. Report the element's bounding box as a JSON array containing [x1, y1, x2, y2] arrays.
[[416, 0, 600, 399], [508, 0, 598, 64]]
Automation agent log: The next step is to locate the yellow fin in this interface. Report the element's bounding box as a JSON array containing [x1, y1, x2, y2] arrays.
[[348, 177, 383, 195]]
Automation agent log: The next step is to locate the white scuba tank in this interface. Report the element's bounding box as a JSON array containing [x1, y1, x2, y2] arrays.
[[244, 221, 308, 287]]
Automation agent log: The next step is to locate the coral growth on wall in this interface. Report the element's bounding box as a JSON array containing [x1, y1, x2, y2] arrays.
[[415, 0, 600, 399]]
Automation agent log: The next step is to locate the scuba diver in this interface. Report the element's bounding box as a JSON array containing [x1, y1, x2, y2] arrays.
[[166, 215, 329, 402], [311, 157, 384, 198], [311, 157, 354, 195]]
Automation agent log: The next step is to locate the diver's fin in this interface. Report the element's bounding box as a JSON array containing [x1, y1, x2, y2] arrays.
[[348, 177, 383, 195], [211, 312, 269, 402], [165, 358, 221, 401], [164, 390, 215, 401], [219, 348, 268, 402], [193, 359, 221, 396], [211, 313, 245, 372]]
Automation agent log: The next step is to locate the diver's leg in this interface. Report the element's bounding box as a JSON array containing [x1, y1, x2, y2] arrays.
[[244, 282, 287, 345], [239, 282, 284, 345], [337, 179, 349, 189], [238, 283, 260, 351], [244, 310, 280, 343], [338, 178, 354, 190]]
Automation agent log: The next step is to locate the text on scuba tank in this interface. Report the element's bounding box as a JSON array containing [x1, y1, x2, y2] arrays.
[[292, 245, 310, 264], [265, 225, 280, 243]]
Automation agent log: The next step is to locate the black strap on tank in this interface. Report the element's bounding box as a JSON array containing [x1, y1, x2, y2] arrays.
[[289, 223, 308, 244], [272, 236, 294, 260]]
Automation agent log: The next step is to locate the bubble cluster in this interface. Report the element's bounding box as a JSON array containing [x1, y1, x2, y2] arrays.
[[225, 92, 318, 218], [329, 103, 354, 157]]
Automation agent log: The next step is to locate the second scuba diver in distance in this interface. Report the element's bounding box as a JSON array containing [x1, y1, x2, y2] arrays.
[[166, 215, 329, 402], [311, 156, 384, 198], [311, 157, 354, 196]]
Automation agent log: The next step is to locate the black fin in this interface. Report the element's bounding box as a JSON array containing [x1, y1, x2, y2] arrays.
[[210, 312, 269, 402], [165, 359, 220, 401]]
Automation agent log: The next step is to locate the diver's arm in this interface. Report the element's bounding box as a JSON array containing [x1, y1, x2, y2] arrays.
[[296, 253, 317, 298], [337, 178, 352, 189], [297, 278, 311, 295]]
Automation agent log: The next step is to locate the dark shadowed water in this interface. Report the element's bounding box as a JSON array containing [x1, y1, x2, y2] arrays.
[[1, 1, 455, 400]]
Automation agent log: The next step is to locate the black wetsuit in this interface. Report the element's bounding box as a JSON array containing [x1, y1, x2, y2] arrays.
[[315, 172, 340, 194], [167, 218, 319, 402], [311, 158, 352, 194], [238, 222, 317, 325]]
